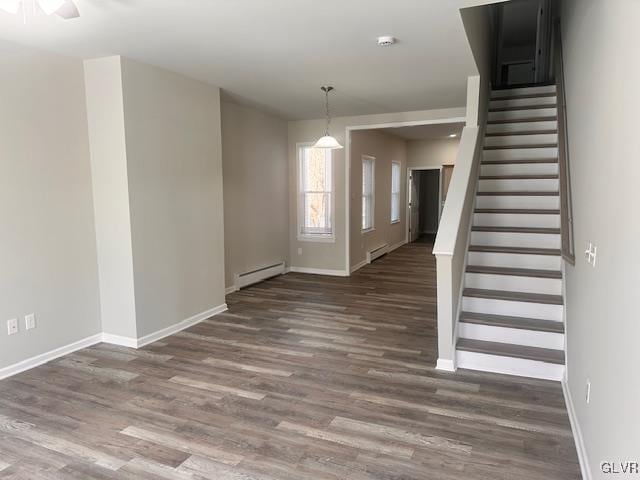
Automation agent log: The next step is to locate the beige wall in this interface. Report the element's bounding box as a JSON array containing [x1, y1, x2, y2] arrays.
[[221, 101, 289, 289], [561, 0, 640, 476], [121, 58, 226, 338], [350, 130, 407, 269], [288, 107, 466, 274], [407, 137, 460, 169], [0, 42, 101, 370]]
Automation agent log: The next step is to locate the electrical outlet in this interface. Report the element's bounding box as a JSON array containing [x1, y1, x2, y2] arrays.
[[584, 242, 597, 267], [297, 247, 302, 255], [7, 318, 18, 336], [586, 379, 591, 404], [25, 313, 36, 330], [591, 245, 597, 267]]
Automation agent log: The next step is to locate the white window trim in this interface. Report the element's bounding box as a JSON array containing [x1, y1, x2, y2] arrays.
[[391, 160, 401, 224], [297, 142, 335, 243], [361, 155, 375, 233]]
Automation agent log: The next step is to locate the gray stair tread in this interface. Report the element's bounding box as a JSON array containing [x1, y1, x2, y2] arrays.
[[469, 245, 561, 256], [488, 116, 557, 125], [459, 311, 564, 333], [466, 265, 562, 279], [457, 338, 565, 364], [471, 226, 560, 234], [475, 208, 560, 215], [489, 104, 557, 113], [463, 288, 563, 305], [484, 143, 558, 150], [477, 191, 559, 196], [485, 129, 558, 137], [482, 158, 558, 165], [490, 92, 557, 101], [479, 174, 559, 180]]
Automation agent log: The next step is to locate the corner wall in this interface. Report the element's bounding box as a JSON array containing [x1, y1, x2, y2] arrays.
[[561, 0, 640, 476]]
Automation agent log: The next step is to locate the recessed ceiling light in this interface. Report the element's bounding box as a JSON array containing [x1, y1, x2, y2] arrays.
[[377, 36, 396, 47]]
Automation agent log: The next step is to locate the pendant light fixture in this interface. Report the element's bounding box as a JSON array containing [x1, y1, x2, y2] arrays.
[[313, 86, 343, 150]]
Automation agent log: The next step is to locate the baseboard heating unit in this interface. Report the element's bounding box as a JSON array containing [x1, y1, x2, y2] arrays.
[[366, 243, 389, 264], [234, 261, 286, 289]]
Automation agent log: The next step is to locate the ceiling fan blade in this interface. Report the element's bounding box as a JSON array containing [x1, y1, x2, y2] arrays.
[[54, 0, 79, 19]]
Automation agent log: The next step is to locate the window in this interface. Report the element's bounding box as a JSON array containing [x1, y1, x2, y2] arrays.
[[362, 156, 375, 231], [391, 162, 401, 223], [299, 145, 333, 239]]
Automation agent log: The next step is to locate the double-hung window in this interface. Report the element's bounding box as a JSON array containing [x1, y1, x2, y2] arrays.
[[298, 145, 333, 240], [362, 156, 375, 231], [390, 161, 401, 224]]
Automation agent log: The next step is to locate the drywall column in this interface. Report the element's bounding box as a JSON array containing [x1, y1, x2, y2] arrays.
[[84, 56, 138, 340]]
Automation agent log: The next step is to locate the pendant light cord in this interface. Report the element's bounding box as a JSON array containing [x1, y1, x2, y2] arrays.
[[322, 86, 333, 136]]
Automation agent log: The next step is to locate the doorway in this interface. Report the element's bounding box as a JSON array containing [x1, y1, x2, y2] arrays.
[[408, 168, 441, 245]]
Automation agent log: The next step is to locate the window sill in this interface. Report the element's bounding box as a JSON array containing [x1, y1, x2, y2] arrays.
[[297, 234, 335, 244], [390, 220, 400, 225], [361, 227, 376, 234]]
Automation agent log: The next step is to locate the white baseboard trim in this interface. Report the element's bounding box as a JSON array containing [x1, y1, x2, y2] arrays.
[[436, 358, 456, 372], [225, 286, 238, 295], [0, 333, 102, 381], [562, 378, 591, 480], [389, 239, 407, 252], [135, 303, 228, 348], [289, 266, 349, 277], [100, 333, 138, 348], [350, 259, 367, 274]]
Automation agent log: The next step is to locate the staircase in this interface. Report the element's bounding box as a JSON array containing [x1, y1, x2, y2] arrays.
[[455, 84, 566, 381]]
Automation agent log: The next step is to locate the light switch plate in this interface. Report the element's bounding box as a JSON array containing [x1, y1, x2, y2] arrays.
[[7, 318, 18, 336], [25, 313, 36, 330]]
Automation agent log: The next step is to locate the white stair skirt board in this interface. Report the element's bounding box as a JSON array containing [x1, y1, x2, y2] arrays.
[[465, 273, 562, 296], [456, 349, 565, 381], [0, 333, 103, 381], [470, 231, 561, 249], [478, 178, 559, 192], [474, 213, 560, 229], [489, 96, 557, 109], [483, 147, 559, 162], [436, 358, 456, 372], [459, 322, 565, 350], [488, 108, 557, 122], [484, 133, 558, 147], [562, 380, 593, 480], [476, 195, 560, 210], [481, 162, 559, 176], [289, 266, 350, 277], [467, 251, 562, 270], [486, 120, 558, 134], [234, 261, 285, 290], [366, 243, 389, 264], [491, 85, 556, 97], [462, 296, 563, 322]]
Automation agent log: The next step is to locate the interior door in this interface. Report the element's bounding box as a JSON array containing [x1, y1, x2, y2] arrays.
[[409, 172, 420, 242]]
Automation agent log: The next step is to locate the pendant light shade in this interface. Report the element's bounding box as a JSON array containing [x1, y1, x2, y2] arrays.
[[313, 86, 343, 150]]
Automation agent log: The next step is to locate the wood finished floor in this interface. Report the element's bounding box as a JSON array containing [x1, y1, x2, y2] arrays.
[[0, 243, 581, 479]]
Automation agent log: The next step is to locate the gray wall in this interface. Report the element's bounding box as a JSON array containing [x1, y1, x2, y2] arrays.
[[221, 101, 289, 289], [121, 58, 226, 338], [407, 138, 460, 169], [0, 42, 101, 369], [561, 0, 640, 476]]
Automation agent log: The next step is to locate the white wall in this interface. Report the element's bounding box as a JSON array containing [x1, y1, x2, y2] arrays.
[[350, 129, 407, 269], [561, 0, 640, 477], [407, 138, 460, 169], [288, 107, 466, 274], [0, 42, 101, 369], [221, 101, 289, 289], [121, 58, 226, 338]]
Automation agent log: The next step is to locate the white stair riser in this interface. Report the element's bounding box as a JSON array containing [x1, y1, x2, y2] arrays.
[[462, 296, 563, 321], [488, 108, 557, 122], [475, 195, 560, 210], [484, 133, 558, 147], [483, 147, 558, 162], [456, 350, 565, 381], [490, 96, 557, 109], [468, 251, 562, 270], [471, 231, 561, 249], [486, 120, 558, 134], [491, 85, 556, 97], [459, 322, 565, 350], [474, 213, 560, 228], [481, 163, 558, 176], [465, 272, 562, 295], [479, 178, 559, 192]]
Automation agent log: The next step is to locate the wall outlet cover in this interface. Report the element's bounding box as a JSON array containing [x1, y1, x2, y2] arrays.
[[7, 318, 18, 335], [25, 313, 36, 330]]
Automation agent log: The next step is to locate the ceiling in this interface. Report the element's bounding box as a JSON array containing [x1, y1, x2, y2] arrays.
[[0, 0, 502, 120], [383, 122, 465, 140]]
